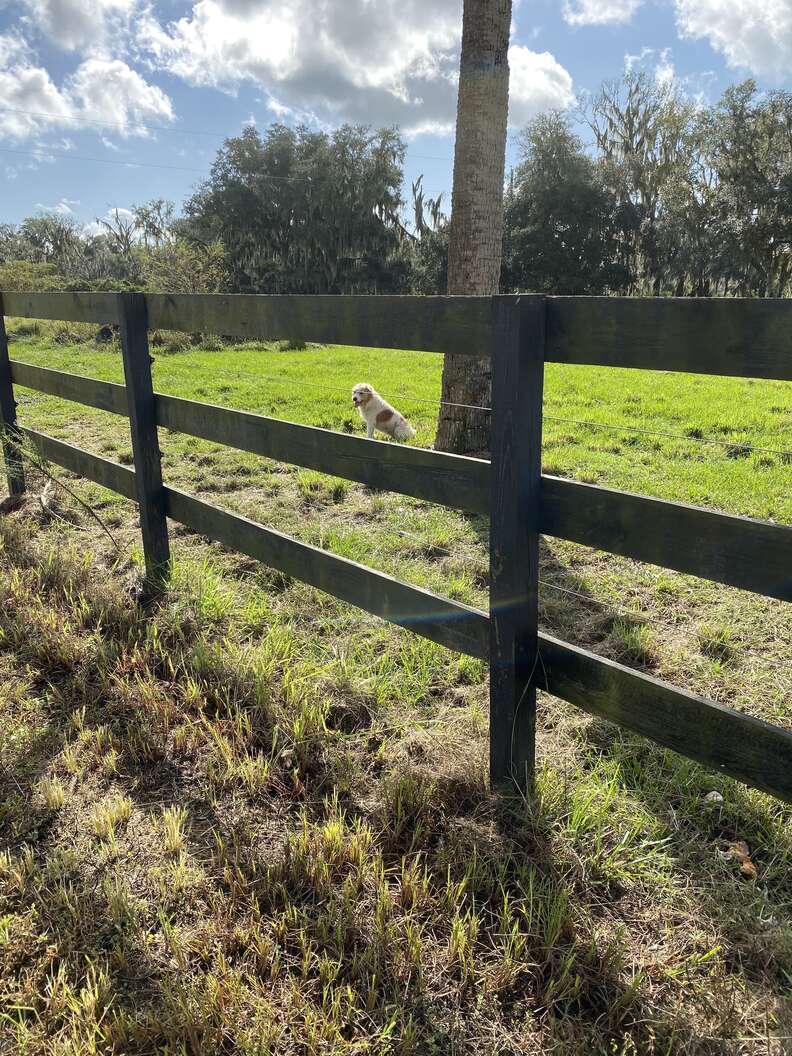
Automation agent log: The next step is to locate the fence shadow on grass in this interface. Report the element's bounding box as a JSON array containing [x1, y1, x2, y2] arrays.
[[3, 516, 780, 1054]]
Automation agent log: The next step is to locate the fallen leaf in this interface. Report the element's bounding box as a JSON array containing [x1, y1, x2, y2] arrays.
[[726, 839, 758, 880], [739, 858, 758, 880]]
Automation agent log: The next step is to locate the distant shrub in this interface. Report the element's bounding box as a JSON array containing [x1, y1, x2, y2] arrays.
[[151, 329, 191, 355], [139, 239, 228, 295], [0, 261, 69, 291]]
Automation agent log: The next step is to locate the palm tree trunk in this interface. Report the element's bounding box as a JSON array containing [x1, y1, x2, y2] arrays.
[[435, 0, 512, 455]]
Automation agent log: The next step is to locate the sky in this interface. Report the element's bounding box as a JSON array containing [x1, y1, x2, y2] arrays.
[[0, 0, 790, 229]]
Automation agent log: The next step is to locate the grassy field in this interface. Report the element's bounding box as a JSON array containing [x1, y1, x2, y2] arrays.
[[1, 318, 791, 1055]]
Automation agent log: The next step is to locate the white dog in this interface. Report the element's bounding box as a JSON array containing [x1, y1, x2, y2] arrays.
[[352, 383, 415, 441]]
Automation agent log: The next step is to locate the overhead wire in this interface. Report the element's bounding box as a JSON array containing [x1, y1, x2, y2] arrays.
[[0, 104, 457, 165]]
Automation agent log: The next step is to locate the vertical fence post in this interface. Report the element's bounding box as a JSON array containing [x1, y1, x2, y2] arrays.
[[118, 292, 170, 588], [0, 295, 25, 499], [490, 294, 546, 794]]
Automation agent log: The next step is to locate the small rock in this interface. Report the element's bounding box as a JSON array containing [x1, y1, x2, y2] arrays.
[[703, 791, 724, 806]]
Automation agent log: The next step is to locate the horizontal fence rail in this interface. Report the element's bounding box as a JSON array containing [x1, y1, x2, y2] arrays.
[[4, 291, 123, 327], [5, 290, 792, 379], [546, 296, 792, 381], [12, 361, 128, 415], [22, 427, 137, 500], [10, 359, 792, 602], [156, 393, 489, 515], [2, 289, 791, 804], [541, 477, 792, 603], [539, 633, 792, 802], [21, 419, 792, 802], [3, 291, 494, 357], [166, 488, 489, 659]]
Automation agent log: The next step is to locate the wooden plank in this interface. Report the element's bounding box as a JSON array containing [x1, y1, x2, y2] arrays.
[[542, 476, 792, 603], [156, 393, 489, 514], [118, 293, 170, 585], [0, 298, 25, 497], [538, 631, 792, 803], [146, 293, 494, 355], [20, 427, 137, 500], [164, 486, 489, 659], [10, 361, 128, 416], [489, 295, 545, 793], [547, 296, 792, 381], [9, 359, 789, 599], [2, 291, 120, 325]]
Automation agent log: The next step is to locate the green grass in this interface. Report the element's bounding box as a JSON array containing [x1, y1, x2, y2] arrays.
[[0, 319, 791, 1054]]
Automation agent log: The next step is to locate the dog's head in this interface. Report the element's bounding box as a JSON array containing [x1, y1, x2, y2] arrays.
[[352, 383, 374, 408]]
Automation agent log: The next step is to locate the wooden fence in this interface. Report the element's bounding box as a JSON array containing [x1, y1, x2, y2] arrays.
[[1, 290, 791, 802]]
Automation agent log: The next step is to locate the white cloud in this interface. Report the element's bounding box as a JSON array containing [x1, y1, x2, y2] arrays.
[[141, 0, 574, 132], [509, 47, 576, 124], [0, 32, 33, 67], [21, 0, 139, 52], [625, 45, 676, 86], [0, 45, 174, 141], [674, 0, 792, 82], [83, 207, 135, 238], [35, 197, 79, 214], [67, 58, 173, 134], [563, 0, 643, 26]]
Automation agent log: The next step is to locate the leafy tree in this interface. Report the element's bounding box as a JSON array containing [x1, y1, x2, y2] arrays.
[[503, 113, 630, 295], [133, 199, 176, 248], [406, 176, 448, 294], [138, 240, 228, 294], [703, 81, 792, 297], [584, 72, 697, 292], [0, 259, 69, 291], [185, 123, 407, 294], [18, 214, 84, 272]]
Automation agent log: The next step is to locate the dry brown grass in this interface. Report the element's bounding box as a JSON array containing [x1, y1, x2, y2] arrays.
[[0, 499, 790, 1055]]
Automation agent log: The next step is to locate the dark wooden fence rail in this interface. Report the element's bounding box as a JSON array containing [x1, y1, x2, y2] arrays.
[[1, 291, 791, 803]]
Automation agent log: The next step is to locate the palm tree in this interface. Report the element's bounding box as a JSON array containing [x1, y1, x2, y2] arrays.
[[435, 0, 512, 455]]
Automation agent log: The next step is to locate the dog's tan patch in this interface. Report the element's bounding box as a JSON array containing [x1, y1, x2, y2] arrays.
[[376, 409, 395, 426]]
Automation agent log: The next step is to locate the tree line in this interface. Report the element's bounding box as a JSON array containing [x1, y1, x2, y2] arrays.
[[1, 74, 790, 301]]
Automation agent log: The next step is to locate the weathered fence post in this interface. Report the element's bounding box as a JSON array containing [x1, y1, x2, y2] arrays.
[[489, 294, 546, 793], [118, 292, 170, 588], [0, 295, 25, 499]]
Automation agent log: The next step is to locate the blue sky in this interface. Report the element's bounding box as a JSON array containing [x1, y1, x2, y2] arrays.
[[0, 0, 790, 229]]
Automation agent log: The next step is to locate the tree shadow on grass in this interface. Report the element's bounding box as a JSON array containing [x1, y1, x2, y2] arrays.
[[573, 717, 792, 1013], [0, 511, 782, 1054]]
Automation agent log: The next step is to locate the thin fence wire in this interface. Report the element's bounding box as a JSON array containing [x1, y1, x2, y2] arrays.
[[10, 329, 791, 456], [543, 413, 792, 460], [16, 357, 792, 460], [13, 404, 787, 672], [182, 364, 792, 458], [393, 527, 788, 672]]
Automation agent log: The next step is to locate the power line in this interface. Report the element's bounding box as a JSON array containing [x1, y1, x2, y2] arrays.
[[0, 144, 449, 196], [0, 104, 457, 164], [0, 144, 207, 174], [0, 105, 228, 140], [0, 144, 319, 183]]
